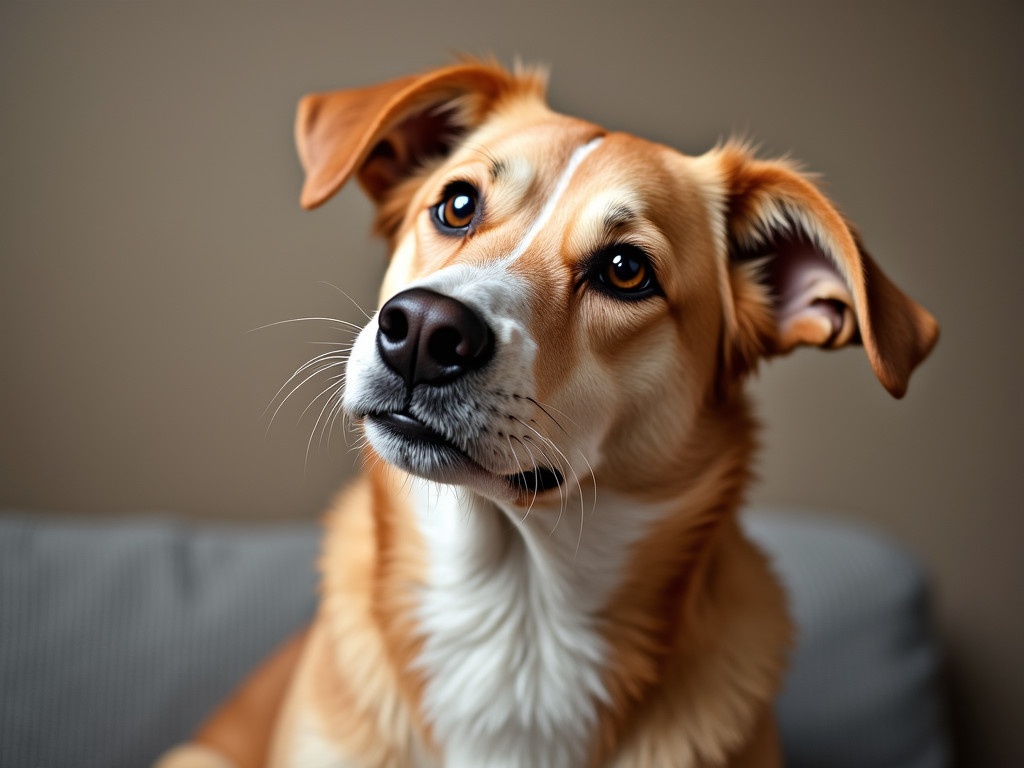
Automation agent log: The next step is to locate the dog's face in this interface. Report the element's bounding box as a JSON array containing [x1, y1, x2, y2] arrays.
[[296, 63, 938, 508], [344, 120, 725, 506]]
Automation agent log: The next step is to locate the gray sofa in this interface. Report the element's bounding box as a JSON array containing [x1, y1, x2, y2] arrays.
[[0, 509, 950, 767]]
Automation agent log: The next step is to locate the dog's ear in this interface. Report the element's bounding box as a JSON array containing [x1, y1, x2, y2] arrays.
[[712, 143, 938, 398], [295, 62, 542, 213]]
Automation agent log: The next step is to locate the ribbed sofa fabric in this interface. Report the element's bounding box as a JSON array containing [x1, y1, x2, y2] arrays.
[[0, 510, 949, 768], [0, 514, 318, 768]]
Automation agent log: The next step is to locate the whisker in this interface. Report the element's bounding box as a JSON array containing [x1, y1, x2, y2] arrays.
[[510, 434, 542, 513], [524, 434, 564, 532], [318, 281, 374, 321], [524, 396, 577, 434], [358, 446, 383, 476], [324, 391, 349, 454], [340, 411, 358, 450], [306, 381, 347, 473], [513, 414, 594, 555], [265, 358, 348, 434], [573, 456, 598, 560], [554, 438, 598, 561], [513, 417, 581, 512], [297, 373, 346, 423], [248, 316, 363, 333], [261, 348, 351, 421], [521, 433, 568, 527], [505, 436, 535, 527]]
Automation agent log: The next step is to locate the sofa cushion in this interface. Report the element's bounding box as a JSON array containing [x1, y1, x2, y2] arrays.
[[745, 511, 950, 768], [0, 513, 318, 768], [0, 509, 949, 767]]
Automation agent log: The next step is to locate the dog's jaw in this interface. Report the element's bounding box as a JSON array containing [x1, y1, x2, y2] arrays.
[[363, 413, 542, 505]]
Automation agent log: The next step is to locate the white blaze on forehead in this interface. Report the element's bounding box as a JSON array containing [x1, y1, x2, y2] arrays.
[[501, 137, 604, 265]]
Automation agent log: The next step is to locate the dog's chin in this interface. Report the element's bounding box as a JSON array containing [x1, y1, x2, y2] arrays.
[[363, 412, 565, 505]]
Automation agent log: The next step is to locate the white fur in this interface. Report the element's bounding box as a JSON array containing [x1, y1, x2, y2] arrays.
[[410, 477, 677, 768]]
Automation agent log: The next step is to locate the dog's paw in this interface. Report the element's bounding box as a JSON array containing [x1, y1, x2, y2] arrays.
[[152, 744, 235, 768]]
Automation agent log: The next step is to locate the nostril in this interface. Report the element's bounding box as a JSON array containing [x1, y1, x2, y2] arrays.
[[379, 307, 408, 342], [427, 327, 467, 367]]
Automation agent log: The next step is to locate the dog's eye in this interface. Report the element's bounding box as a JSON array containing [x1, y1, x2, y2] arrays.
[[594, 245, 659, 299], [434, 182, 478, 231]]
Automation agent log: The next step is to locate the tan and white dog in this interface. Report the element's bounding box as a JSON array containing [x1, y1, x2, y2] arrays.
[[158, 61, 938, 768]]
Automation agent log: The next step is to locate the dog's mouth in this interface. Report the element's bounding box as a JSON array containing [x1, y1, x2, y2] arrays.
[[367, 411, 566, 497], [507, 465, 566, 494]]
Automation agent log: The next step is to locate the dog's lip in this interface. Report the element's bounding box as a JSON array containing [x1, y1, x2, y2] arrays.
[[371, 411, 451, 446], [365, 411, 566, 497]]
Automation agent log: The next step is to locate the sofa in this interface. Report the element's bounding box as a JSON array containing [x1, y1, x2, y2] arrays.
[[0, 508, 951, 767]]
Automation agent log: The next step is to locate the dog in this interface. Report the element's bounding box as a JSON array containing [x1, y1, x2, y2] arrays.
[[156, 60, 938, 768]]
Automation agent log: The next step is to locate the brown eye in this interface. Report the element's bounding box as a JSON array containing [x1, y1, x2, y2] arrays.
[[606, 252, 647, 290], [595, 245, 659, 299], [435, 182, 478, 231]]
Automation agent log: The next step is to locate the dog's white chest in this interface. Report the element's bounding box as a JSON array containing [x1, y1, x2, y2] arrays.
[[410, 482, 617, 768]]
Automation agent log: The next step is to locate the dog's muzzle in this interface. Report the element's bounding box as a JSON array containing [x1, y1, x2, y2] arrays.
[[376, 288, 495, 389], [364, 287, 566, 500]]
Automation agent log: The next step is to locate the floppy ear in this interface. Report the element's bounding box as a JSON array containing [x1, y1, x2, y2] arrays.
[[714, 143, 938, 398], [295, 61, 543, 213]]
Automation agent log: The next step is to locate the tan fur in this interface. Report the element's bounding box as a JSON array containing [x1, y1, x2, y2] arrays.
[[584, 400, 785, 768], [157, 61, 937, 768], [266, 462, 437, 766]]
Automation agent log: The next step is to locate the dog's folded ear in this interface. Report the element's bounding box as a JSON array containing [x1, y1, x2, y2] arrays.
[[295, 61, 543, 215], [712, 142, 938, 398]]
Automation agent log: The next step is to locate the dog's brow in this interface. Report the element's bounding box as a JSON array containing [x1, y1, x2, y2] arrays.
[[489, 159, 509, 182], [604, 205, 637, 232]]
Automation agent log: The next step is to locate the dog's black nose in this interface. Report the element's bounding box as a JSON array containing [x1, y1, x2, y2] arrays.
[[377, 288, 494, 387]]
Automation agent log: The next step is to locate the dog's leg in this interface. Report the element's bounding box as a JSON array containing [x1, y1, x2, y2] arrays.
[[154, 629, 309, 768]]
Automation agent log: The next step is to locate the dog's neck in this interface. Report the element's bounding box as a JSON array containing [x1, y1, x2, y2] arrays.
[[354, 395, 780, 768], [407, 473, 678, 767]]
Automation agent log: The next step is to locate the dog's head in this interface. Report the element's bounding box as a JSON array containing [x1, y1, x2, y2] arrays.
[[296, 61, 938, 507]]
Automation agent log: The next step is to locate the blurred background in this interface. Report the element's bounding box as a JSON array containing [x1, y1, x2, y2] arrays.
[[1, 2, 1020, 764]]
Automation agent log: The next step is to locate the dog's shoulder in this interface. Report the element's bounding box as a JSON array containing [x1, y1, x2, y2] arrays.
[[603, 518, 790, 768]]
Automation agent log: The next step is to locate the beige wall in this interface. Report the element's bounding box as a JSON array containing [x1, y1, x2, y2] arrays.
[[1, 2, 1020, 764]]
